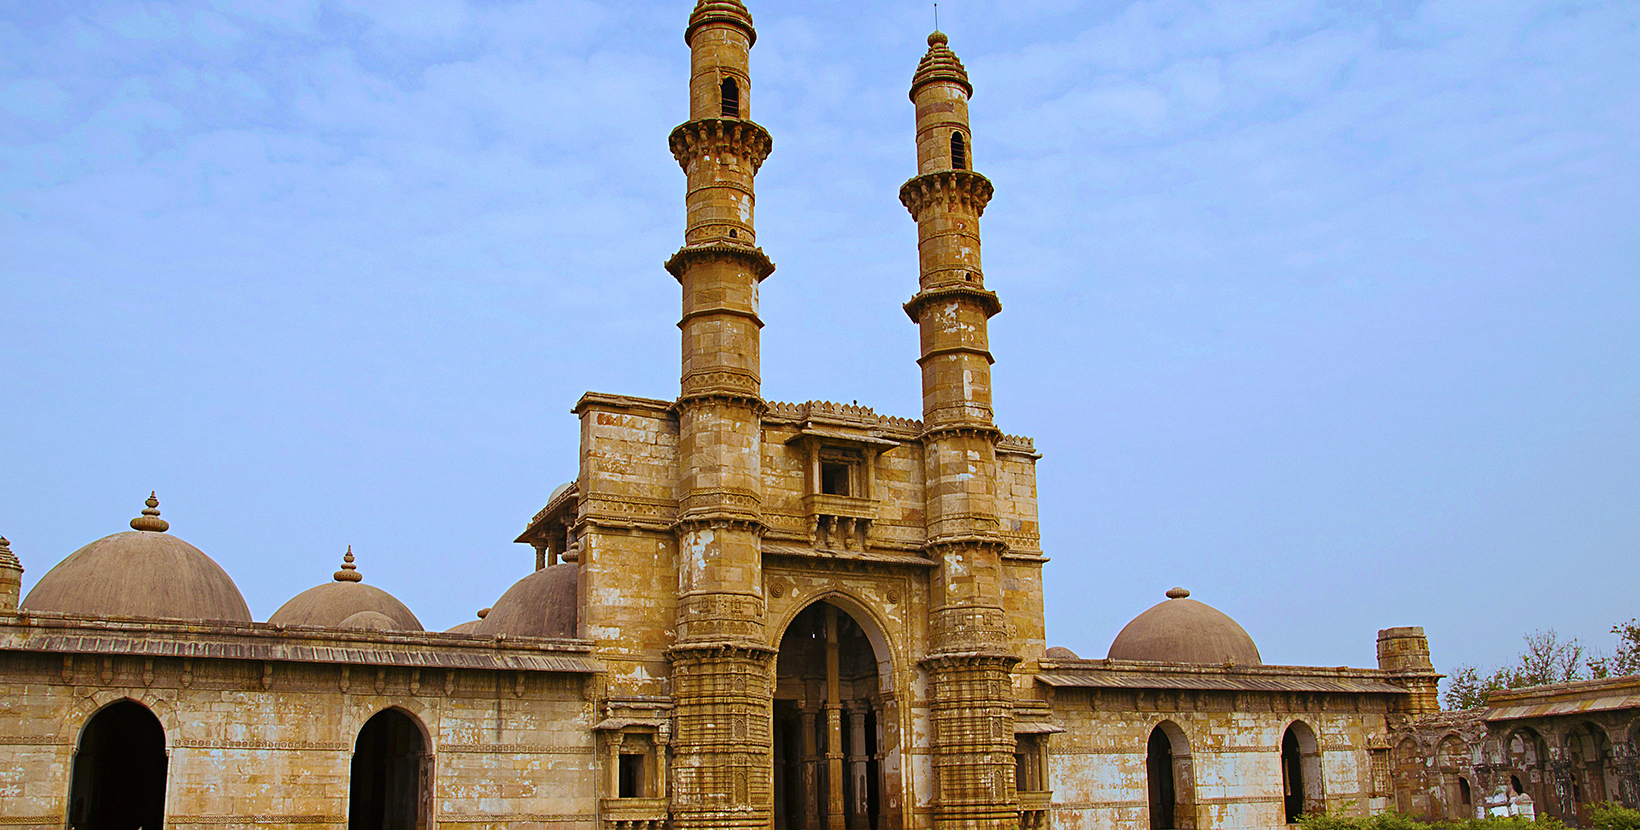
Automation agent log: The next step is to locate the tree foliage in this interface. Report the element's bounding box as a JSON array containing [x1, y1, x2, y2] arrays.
[[1589, 619, 1640, 680], [1443, 629, 1587, 710]]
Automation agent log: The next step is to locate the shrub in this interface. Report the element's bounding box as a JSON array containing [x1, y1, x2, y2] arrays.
[[1588, 802, 1640, 830]]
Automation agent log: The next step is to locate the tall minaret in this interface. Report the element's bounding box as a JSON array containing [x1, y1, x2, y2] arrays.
[[901, 31, 1020, 830], [664, 2, 776, 828]]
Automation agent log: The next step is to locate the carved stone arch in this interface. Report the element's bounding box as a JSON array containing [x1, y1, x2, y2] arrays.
[[72, 691, 177, 752], [1147, 719, 1196, 829], [768, 591, 902, 830], [769, 587, 898, 693], [348, 704, 434, 830], [67, 696, 169, 830], [346, 700, 437, 754], [1392, 735, 1422, 815], [1280, 719, 1324, 822], [1435, 734, 1471, 819]]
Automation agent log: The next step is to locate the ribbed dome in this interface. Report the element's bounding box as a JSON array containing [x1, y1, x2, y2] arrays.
[[268, 548, 422, 632], [686, 0, 755, 46], [911, 31, 972, 100], [473, 563, 578, 639], [20, 494, 252, 623], [1107, 588, 1262, 666]]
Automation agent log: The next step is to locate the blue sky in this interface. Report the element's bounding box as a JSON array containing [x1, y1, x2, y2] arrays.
[[3, 0, 1636, 682]]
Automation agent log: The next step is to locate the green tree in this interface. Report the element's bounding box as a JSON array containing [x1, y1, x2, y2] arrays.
[[1442, 629, 1585, 710], [1588, 619, 1640, 679]]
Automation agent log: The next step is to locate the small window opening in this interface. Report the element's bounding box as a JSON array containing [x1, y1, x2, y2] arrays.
[[729, 229, 737, 238], [1511, 775, 1524, 795], [619, 753, 645, 798], [951, 132, 968, 170], [821, 462, 851, 496], [721, 77, 740, 118]]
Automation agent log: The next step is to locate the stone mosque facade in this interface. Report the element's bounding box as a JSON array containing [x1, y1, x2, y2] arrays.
[[2, 3, 1636, 829]]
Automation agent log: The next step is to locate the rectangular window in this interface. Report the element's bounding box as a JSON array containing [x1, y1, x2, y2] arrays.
[[619, 753, 645, 798], [821, 461, 851, 496]]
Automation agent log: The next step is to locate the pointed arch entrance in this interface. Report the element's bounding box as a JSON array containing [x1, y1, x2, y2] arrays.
[[350, 707, 431, 830], [68, 699, 168, 830], [772, 597, 897, 830]]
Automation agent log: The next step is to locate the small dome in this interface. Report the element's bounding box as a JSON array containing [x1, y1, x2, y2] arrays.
[[445, 607, 489, 635], [268, 548, 422, 631], [473, 563, 577, 639], [339, 610, 400, 631], [21, 494, 252, 623], [1046, 646, 1080, 659], [1107, 588, 1261, 666]]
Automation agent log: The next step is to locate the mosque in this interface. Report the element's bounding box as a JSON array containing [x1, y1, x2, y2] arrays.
[[2, 2, 1634, 828]]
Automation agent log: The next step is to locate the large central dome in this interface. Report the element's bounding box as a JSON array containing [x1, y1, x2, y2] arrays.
[[1107, 587, 1262, 666]]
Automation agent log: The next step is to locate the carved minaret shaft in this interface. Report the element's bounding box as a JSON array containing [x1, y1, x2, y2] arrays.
[[901, 32, 1019, 830], [665, 3, 776, 829]]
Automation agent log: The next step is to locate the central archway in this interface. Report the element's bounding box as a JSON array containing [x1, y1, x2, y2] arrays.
[[68, 699, 168, 830], [772, 598, 896, 830]]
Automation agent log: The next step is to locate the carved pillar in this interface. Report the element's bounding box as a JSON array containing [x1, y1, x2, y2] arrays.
[[825, 605, 847, 830], [802, 707, 821, 830], [849, 705, 870, 830]]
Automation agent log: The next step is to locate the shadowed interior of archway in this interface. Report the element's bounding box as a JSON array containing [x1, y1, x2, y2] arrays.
[[350, 708, 429, 830], [68, 699, 168, 830], [773, 600, 889, 830]]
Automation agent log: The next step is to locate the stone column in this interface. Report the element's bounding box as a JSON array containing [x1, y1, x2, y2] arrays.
[[825, 605, 847, 830], [849, 705, 870, 830], [802, 707, 821, 830]]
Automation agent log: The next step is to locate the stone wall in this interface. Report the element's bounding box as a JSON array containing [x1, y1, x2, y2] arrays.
[[0, 630, 597, 829], [1046, 685, 1391, 830]]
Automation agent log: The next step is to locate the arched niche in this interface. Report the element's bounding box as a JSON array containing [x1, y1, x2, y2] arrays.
[[68, 698, 168, 830], [1506, 726, 1557, 818], [770, 596, 898, 830], [350, 707, 432, 830], [1146, 720, 1195, 829], [1280, 720, 1323, 823], [1435, 734, 1470, 819]]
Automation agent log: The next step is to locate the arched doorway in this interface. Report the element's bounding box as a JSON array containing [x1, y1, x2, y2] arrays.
[[68, 699, 168, 830], [350, 708, 430, 830], [1506, 727, 1557, 819], [1435, 735, 1470, 819], [1146, 721, 1194, 829], [772, 599, 893, 830], [1280, 722, 1323, 823]]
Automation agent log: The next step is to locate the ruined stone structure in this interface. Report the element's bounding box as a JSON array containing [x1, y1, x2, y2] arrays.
[[2, 3, 1635, 829], [1386, 676, 1640, 824]]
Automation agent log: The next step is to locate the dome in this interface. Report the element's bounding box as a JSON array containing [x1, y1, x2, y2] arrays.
[[339, 610, 399, 631], [1045, 646, 1080, 659], [445, 607, 490, 636], [1107, 588, 1261, 666], [473, 563, 577, 639], [20, 494, 252, 623], [268, 548, 422, 631]]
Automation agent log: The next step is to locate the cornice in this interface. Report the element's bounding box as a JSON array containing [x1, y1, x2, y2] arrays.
[[903, 283, 1002, 323], [665, 241, 776, 283]]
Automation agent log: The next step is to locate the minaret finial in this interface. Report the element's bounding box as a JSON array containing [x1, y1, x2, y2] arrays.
[[334, 545, 362, 582], [0, 536, 19, 572], [130, 491, 170, 532]]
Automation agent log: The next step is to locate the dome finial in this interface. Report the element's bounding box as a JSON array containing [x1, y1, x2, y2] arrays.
[[1166, 586, 1190, 599], [130, 491, 170, 532], [0, 536, 19, 572], [334, 545, 362, 582], [928, 30, 948, 47]]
